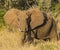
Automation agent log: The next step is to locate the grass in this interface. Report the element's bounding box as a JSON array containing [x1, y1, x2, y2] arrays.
[[0, 27, 59, 50], [0, 8, 60, 50]]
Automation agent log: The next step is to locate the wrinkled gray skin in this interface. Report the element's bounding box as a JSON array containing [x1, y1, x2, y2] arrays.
[[4, 8, 57, 44]]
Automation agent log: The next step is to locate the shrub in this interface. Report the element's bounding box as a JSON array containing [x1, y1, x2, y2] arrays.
[[0, 9, 5, 27]]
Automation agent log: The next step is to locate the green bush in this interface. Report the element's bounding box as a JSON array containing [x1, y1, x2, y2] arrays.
[[0, 9, 5, 27], [55, 3, 60, 12]]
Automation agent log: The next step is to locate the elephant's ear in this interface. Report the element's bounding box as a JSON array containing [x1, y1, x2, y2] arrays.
[[30, 9, 45, 29]]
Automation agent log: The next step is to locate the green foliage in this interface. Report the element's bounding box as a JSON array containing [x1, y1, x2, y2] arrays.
[[0, 9, 5, 27], [0, 10, 5, 17], [18, 0, 38, 10], [51, 3, 60, 18], [55, 3, 60, 12]]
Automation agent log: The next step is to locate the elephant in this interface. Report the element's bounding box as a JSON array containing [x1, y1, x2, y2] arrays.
[[3, 8, 57, 44], [3, 8, 28, 32], [55, 14, 60, 40], [24, 8, 57, 42]]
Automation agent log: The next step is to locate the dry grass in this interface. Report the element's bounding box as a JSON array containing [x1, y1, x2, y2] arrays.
[[0, 26, 59, 50]]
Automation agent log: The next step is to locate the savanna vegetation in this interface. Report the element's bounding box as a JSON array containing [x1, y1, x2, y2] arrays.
[[0, 0, 60, 50]]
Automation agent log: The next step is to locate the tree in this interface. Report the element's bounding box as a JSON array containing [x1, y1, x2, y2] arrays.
[[50, 0, 59, 11], [19, 0, 38, 10], [0, 0, 5, 9]]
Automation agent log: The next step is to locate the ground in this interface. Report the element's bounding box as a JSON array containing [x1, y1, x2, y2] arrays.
[[0, 26, 59, 50]]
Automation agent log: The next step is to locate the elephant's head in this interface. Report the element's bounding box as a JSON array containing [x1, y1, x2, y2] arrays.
[[16, 11, 29, 32], [4, 8, 44, 32], [3, 9, 28, 32], [18, 8, 45, 32]]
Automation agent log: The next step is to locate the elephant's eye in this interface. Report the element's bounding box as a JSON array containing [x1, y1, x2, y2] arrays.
[[17, 18, 20, 22]]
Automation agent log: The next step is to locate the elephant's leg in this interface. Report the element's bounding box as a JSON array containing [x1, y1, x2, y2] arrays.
[[57, 30, 60, 40], [49, 24, 57, 41], [22, 32, 27, 44], [27, 31, 33, 44], [58, 33, 60, 40], [34, 29, 40, 40]]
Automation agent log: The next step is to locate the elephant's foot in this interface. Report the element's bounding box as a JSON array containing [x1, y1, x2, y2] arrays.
[[43, 38, 50, 41], [50, 36, 57, 42], [21, 34, 27, 45], [21, 38, 27, 46], [27, 36, 33, 44]]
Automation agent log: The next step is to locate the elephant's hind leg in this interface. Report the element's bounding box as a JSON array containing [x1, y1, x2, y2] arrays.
[[50, 22, 57, 41]]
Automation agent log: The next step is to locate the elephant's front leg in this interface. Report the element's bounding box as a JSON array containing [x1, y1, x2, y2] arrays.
[[27, 31, 33, 43], [27, 23, 33, 43], [21, 32, 27, 45], [26, 15, 33, 43]]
